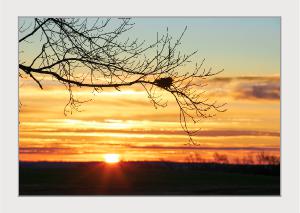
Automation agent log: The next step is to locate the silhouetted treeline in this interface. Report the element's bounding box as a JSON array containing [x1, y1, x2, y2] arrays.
[[185, 151, 280, 165]]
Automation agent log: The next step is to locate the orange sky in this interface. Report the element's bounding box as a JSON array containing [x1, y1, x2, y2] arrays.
[[18, 18, 280, 163], [19, 74, 280, 163]]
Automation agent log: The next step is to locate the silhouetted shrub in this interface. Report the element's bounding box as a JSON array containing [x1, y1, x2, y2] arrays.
[[213, 153, 229, 164], [256, 152, 280, 165]]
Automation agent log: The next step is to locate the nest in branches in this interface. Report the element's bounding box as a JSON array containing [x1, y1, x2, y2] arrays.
[[154, 77, 173, 89]]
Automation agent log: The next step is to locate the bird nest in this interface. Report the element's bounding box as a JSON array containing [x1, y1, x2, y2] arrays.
[[154, 77, 173, 89]]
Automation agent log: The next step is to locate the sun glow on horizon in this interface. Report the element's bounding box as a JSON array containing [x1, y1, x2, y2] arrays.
[[103, 154, 120, 163]]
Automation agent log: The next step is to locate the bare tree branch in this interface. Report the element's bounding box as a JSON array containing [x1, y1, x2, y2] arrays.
[[18, 17, 226, 144]]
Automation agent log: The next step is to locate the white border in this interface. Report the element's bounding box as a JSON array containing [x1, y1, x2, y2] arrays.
[[0, 0, 299, 212]]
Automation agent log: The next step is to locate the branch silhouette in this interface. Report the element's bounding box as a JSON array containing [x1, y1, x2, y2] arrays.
[[19, 17, 226, 144]]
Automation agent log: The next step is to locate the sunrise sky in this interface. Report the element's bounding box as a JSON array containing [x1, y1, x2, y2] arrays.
[[19, 17, 280, 163]]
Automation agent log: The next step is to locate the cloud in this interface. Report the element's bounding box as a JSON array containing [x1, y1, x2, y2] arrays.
[[207, 75, 280, 100], [19, 145, 279, 155], [234, 81, 280, 100], [22, 126, 280, 138], [20, 147, 73, 154], [125, 144, 279, 151]]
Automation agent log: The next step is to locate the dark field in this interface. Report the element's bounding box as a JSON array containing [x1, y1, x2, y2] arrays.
[[19, 161, 280, 195]]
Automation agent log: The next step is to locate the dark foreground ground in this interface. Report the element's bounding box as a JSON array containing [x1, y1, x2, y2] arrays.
[[19, 161, 280, 195]]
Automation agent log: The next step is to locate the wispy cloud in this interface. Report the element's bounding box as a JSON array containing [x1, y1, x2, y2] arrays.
[[21, 124, 280, 138], [19, 145, 279, 155], [125, 144, 280, 151]]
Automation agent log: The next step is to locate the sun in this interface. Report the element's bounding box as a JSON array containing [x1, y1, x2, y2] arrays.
[[103, 154, 120, 164]]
